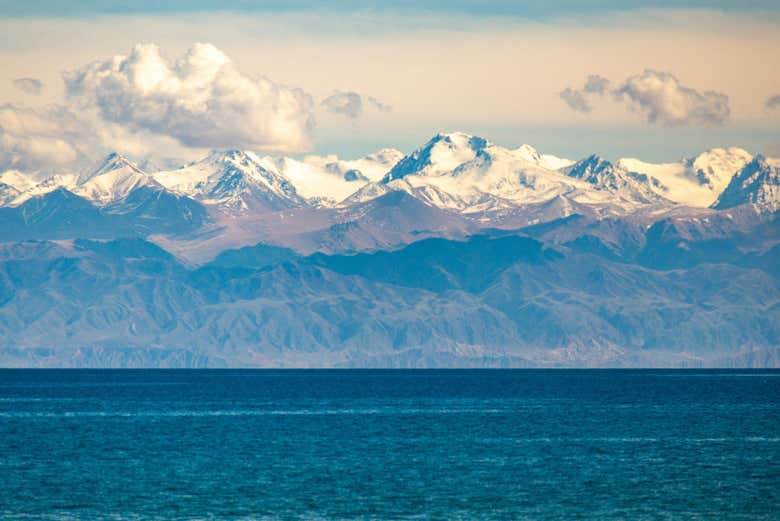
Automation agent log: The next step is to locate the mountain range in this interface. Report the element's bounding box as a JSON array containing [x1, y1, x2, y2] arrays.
[[0, 132, 779, 367]]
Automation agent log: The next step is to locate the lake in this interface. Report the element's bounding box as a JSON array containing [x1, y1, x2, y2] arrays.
[[1, 369, 779, 519]]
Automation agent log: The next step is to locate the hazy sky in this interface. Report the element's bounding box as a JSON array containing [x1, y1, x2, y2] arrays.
[[1, 0, 779, 169]]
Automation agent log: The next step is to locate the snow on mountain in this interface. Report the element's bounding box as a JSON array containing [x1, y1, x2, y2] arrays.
[[563, 155, 668, 204], [0, 169, 80, 207], [303, 148, 404, 182], [382, 132, 489, 183], [153, 150, 304, 212], [255, 155, 366, 204], [0, 181, 21, 206], [0, 136, 765, 224], [0, 170, 37, 193], [380, 134, 572, 190], [341, 181, 394, 206], [7, 173, 79, 206], [256, 155, 349, 202], [713, 156, 780, 211], [617, 147, 752, 207], [0, 170, 36, 205], [513, 144, 574, 170], [0, 147, 400, 212], [539, 154, 575, 171], [368, 133, 655, 215], [75, 153, 161, 205], [153, 148, 402, 208], [397, 144, 581, 212]]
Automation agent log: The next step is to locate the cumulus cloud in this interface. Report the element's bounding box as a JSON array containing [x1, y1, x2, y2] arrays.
[[614, 70, 729, 126], [560, 70, 730, 126], [767, 95, 780, 110], [64, 42, 315, 152], [559, 74, 609, 113], [321, 91, 363, 119], [583, 74, 609, 95], [559, 87, 591, 113], [0, 103, 205, 175], [0, 104, 97, 173], [12, 78, 43, 95]]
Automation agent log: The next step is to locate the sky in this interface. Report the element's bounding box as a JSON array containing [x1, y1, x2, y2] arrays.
[[0, 0, 779, 172]]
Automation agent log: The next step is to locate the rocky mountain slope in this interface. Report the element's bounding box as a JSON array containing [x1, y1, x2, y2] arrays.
[[0, 228, 778, 368]]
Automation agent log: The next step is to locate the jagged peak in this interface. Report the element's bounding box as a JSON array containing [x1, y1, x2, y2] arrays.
[[90, 152, 145, 177], [728, 154, 774, 177], [72, 152, 163, 205], [382, 132, 491, 183], [431, 131, 490, 149], [712, 155, 780, 211], [565, 154, 615, 176], [77, 152, 147, 186], [204, 149, 259, 165], [750, 154, 769, 166]]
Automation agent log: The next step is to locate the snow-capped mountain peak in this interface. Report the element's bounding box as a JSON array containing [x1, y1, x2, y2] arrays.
[[75, 153, 160, 204], [382, 132, 490, 183], [0, 170, 37, 193], [0, 133, 771, 221], [713, 155, 780, 211], [565, 154, 612, 179], [510, 144, 572, 170], [373, 141, 590, 214], [80, 152, 146, 183], [154, 149, 303, 212], [513, 144, 543, 164], [563, 155, 667, 204], [0, 170, 37, 205], [687, 147, 752, 189], [616, 147, 753, 207]]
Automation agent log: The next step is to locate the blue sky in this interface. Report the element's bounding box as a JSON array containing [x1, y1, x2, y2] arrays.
[[2, 1, 780, 17], [0, 1, 778, 165]]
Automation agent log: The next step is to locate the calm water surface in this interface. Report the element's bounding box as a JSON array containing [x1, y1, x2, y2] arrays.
[[1, 369, 779, 520]]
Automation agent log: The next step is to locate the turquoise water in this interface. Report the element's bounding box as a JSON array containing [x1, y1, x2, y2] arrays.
[[1, 370, 779, 520]]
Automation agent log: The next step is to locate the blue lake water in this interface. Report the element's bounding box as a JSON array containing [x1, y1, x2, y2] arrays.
[[1, 369, 779, 520]]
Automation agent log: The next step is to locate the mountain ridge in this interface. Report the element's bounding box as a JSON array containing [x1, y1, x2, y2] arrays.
[[1, 230, 778, 368], [0, 132, 777, 265], [0, 134, 771, 217]]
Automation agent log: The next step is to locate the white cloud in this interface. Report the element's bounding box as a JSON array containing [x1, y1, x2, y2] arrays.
[[614, 69, 730, 126], [0, 103, 210, 176], [64, 42, 315, 152], [562, 70, 730, 126], [321, 91, 363, 119], [0, 104, 97, 173], [12, 78, 43, 95]]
